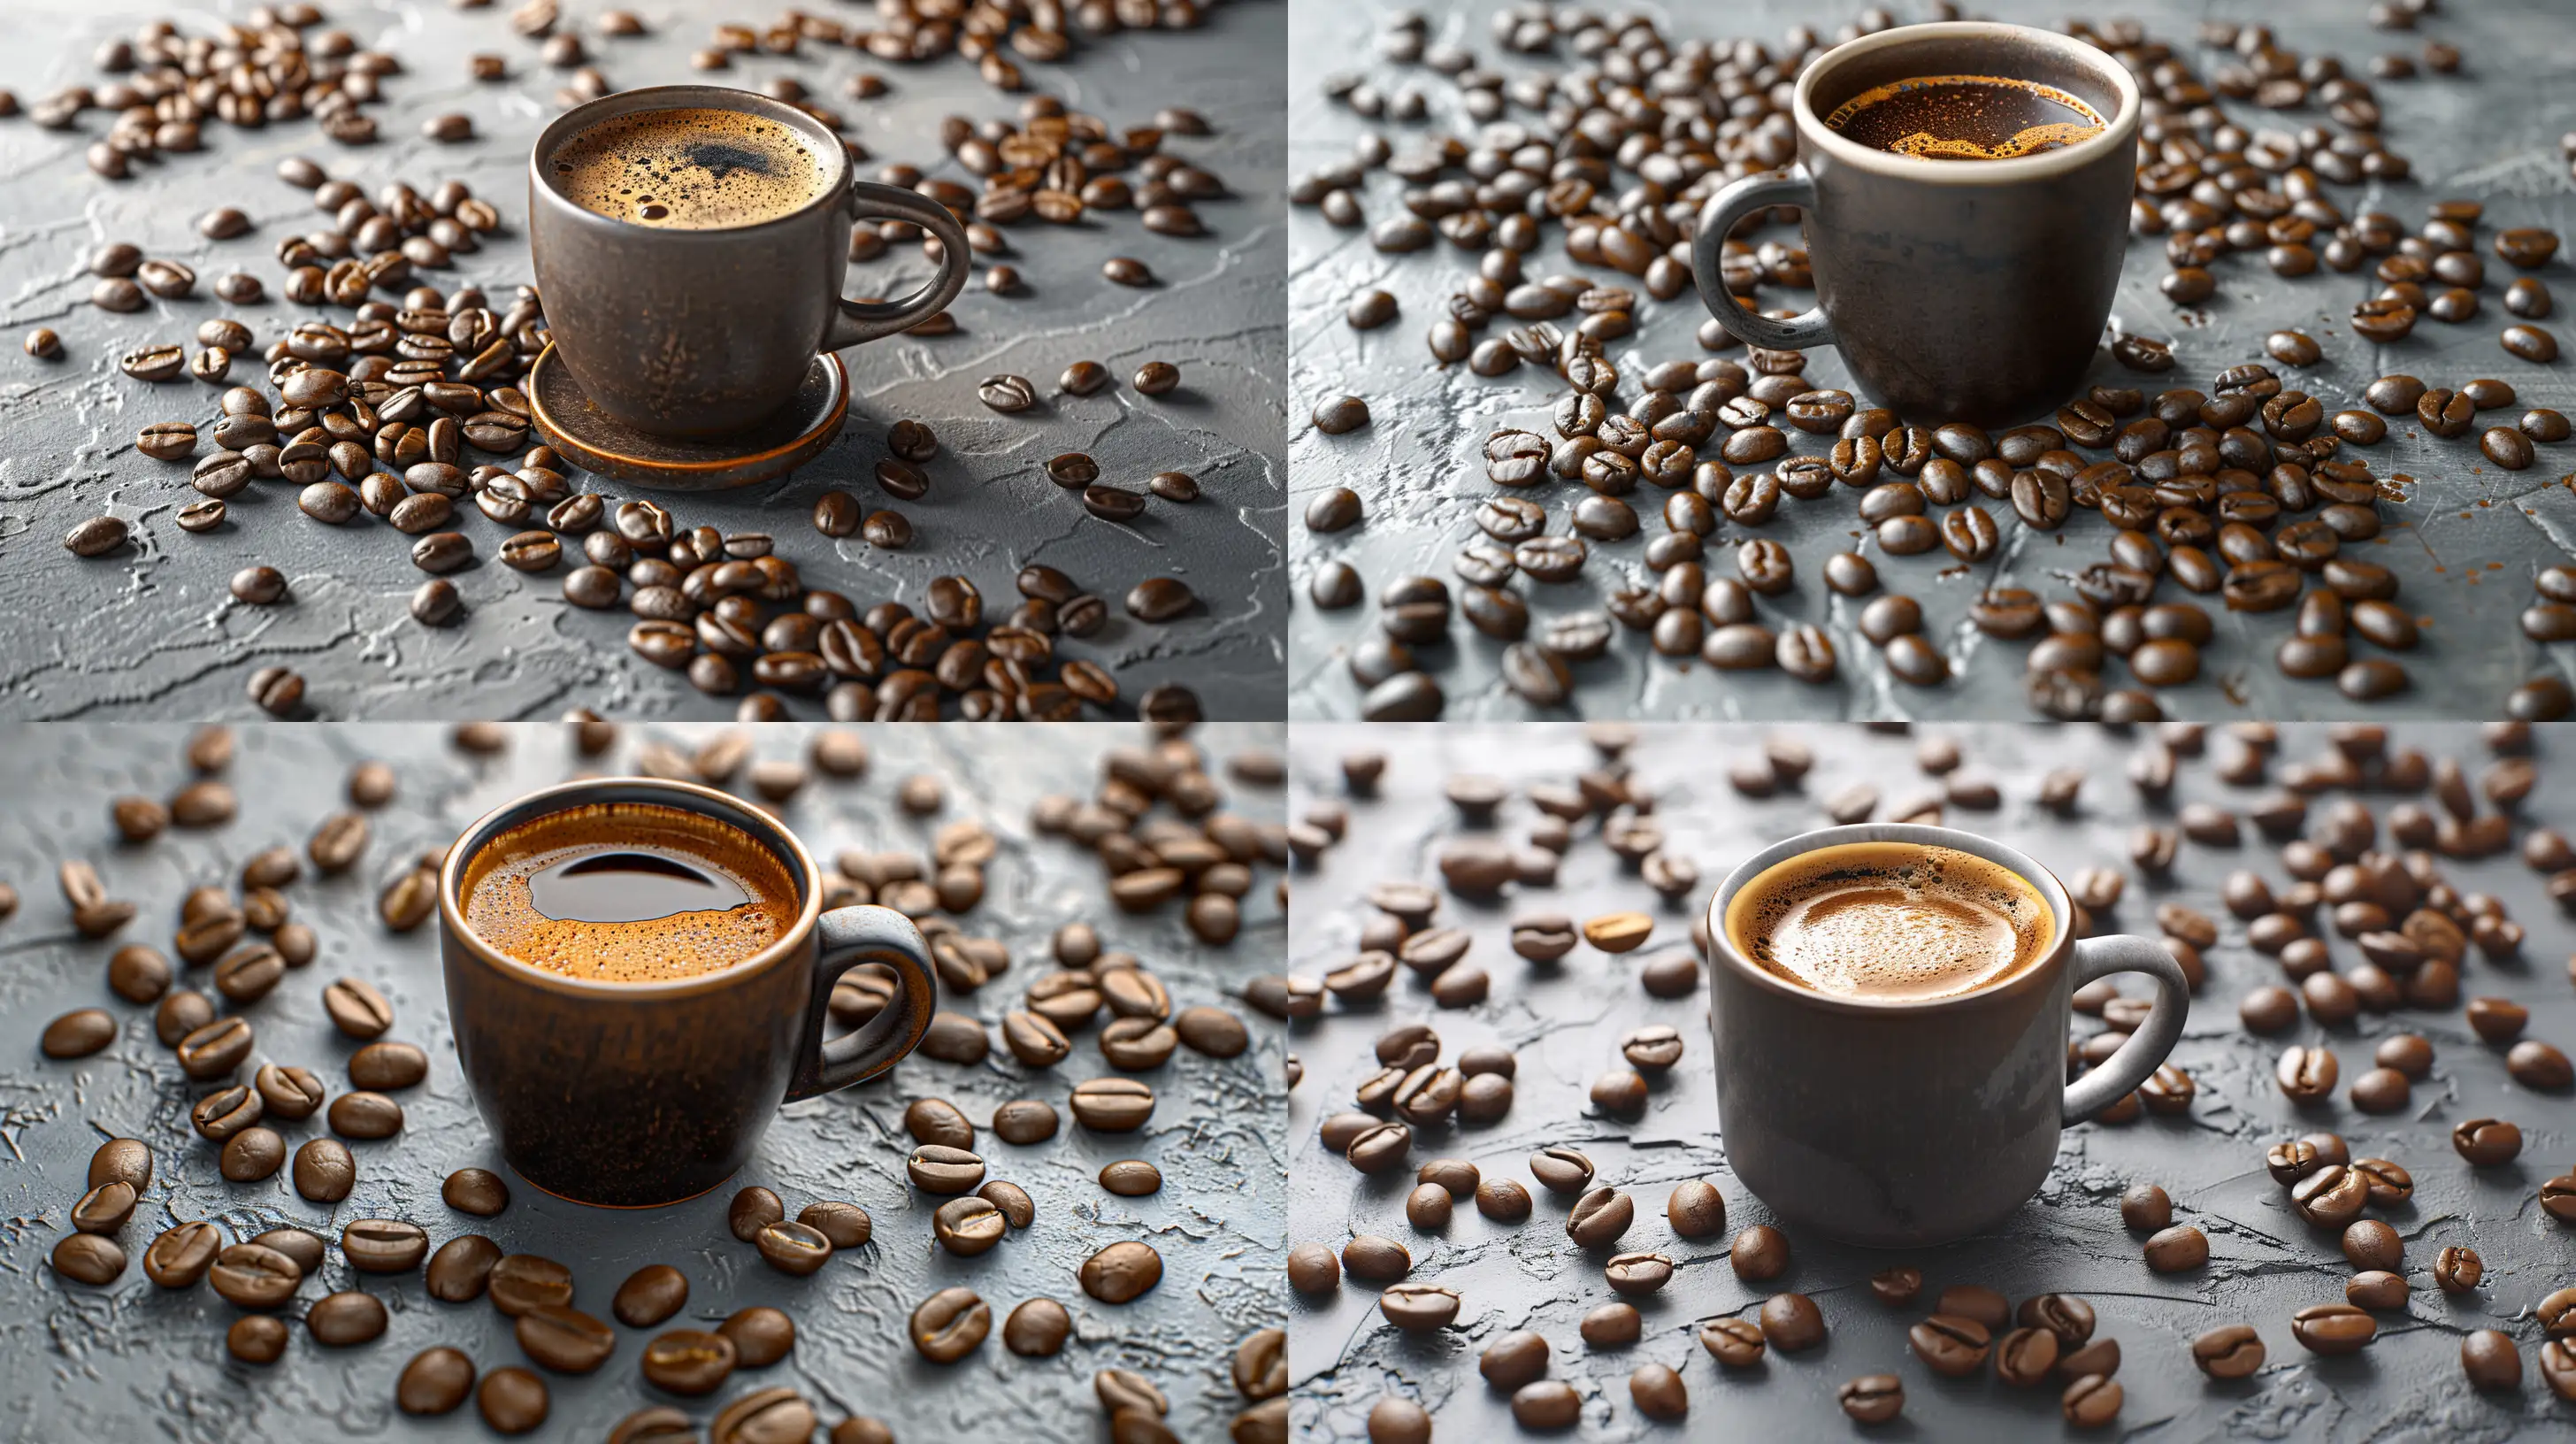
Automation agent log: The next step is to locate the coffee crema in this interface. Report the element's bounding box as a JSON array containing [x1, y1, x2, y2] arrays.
[[1727, 841, 2052, 1002], [462, 802, 799, 982], [550, 105, 833, 229], [1823, 73, 2105, 161]]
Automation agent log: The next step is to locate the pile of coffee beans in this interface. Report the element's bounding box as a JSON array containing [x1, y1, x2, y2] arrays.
[[0, 4, 401, 180], [667, 0, 1230, 95], [58, 142, 1218, 722], [1294, 4, 2572, 720], [28, 720, 1285, 1441], [1284, 720, 2576, 1435]]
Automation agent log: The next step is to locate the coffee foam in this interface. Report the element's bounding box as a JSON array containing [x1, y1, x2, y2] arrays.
[[551, 105, 832, 230], [1823, 73, 2105, 161], [462, 802, 800, 983], [1729, 841, 2051, 1002]]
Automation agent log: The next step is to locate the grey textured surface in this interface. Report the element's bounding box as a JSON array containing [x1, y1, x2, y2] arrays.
[[0, 720, 1286, 1441], [0, 0, 1285, 721], [1287, 722, 2576, 1440], [1287, 0, 2576, 721]]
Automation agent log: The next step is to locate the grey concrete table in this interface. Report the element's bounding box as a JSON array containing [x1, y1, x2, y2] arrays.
[[0, 0, 1285, 721], [0, 720, 1285, 1441], [1287, 722, 2576, 1440], [1287, 0, 2576, 721]]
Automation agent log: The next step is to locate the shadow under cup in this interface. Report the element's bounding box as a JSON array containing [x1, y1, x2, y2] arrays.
[[438, 777, 933, 1208], [1705, 823, 2186, 1248]]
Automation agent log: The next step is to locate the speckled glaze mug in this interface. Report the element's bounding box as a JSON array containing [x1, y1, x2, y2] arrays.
[[438, 776, 936, 1208], [1691, 22, 2143, 424], [1705, 824, 2189, 1247]]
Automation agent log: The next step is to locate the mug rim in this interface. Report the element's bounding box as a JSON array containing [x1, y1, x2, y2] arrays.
[[527, 83, 855, 238], [1706, 822, 2074, 1015], [1790, 20, 2143, 186], [437, 774, 826, 999]]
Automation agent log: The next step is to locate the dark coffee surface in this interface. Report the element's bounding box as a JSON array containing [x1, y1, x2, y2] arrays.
[[462, 802, 798, 982], [1288, 722, 2576, 1439], [0, 722, 1284, 1440], [550, 107, 832, 229], [1824, 74, 2105, 160]]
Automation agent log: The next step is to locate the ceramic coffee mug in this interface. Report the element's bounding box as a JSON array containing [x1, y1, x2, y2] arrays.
[[1691, 22, 2143, 425], [1705, 823, 2189, 1247], [529, 85, 971, 438], [439, 776, 936, 1207]]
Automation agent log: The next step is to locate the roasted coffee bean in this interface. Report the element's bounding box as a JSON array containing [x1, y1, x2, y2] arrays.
[[2062, 1374, 2122, 1428], [1760, 1291, 1825, 1350], [309, 1289, 389, 1348], [328, 1089, 402, 1140], [1840, 1374, 1904, 1424], [755, 1220, 833, 1275], [1701, 1317, 1766, 1368], [64, 516, 129, 558], [1935, 1286, 2010, 1333], [909, 1287, 992, 1363], [1730, 1224, 1788, 1280], [1078, 1240, 1162, 1304], [176, 1016, 254, 1079], [399, 1348, 477, 1416], [978, 374, 1038, 412], [42, 1007, 118, 1058], [341, 1217, 427, 1274], [223, 1315, 288, 1365], [1911, 1315, 1993, 1377], [209, 1241, 301, 1308], [477, 1368, 549, 1433], [2454, 1117, 2522, 1165], [1380, 1281, 1462, 1331], [2434, 1246, 2485, 1294], [421, 1234, 503, 1303], [1996, 1326, 2060, 1387], [1313, 396, 1370, 434], [1070, 1077, 1154, 1131], [141, 1220, 220, 1288], [430, 1166, 508, 1217], [1124, 576, 1194, 621], [726, 1186, 788, 1240], [2292, 1302, 2376, 1355]]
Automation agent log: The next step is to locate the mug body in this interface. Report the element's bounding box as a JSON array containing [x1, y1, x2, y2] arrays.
[[1705, 823, 2075, 1247], [1793, 24, 2142, 424], [528, 85, 854, 438], [439, 777, 825, 1207]]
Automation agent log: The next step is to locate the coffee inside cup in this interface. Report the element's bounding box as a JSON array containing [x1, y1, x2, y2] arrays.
[[462, 801, 800, 982], [1726, 841, 2053, 1002], [548, 104, 834, 229], [1822, 73, 2105, 160]]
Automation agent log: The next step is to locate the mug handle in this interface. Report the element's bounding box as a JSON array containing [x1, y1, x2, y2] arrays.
[[824, 181, 974, 350], [1690, 165, 1836, 352], [2062, 934, 2192, 1124], [785, 904, 938, 1101]]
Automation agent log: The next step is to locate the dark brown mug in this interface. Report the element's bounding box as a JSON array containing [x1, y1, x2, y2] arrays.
[[437, 776, 936, 1207], [528, 85, 971, 438], [1705, 823, 2189, 1247], [1691, 22, 2143, 424]]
